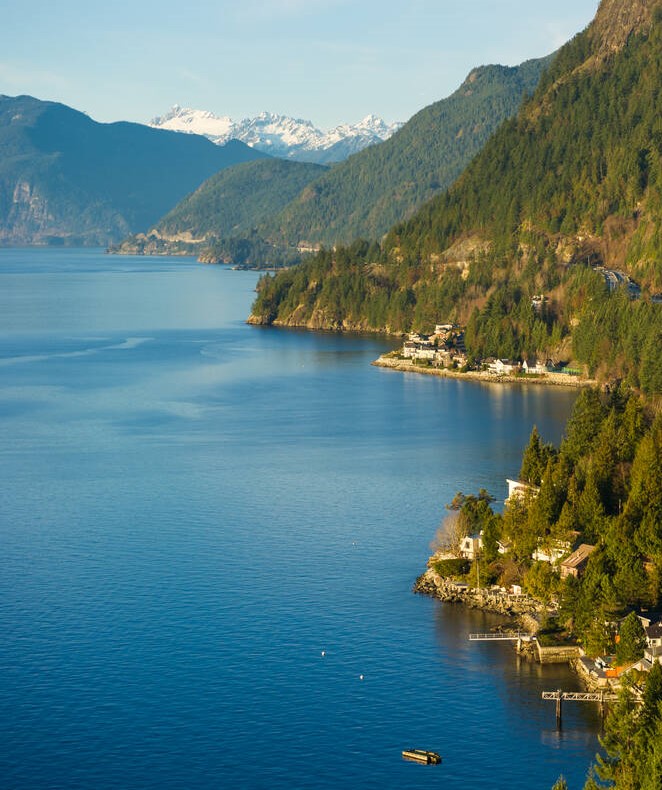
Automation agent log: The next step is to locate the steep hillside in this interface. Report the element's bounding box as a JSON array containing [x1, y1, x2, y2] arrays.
[[114, 158, 325, 260], [130, 55, 550, 264], [0, 95, 266, 246], [261, 56, 552, 248], [386, 0, 662, 290], [250, 0, 662, 391]]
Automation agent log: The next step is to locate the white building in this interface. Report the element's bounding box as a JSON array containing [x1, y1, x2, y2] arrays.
[[505, 479, 540, 504], [459, 533, 483, 560], [532, 531, 580, 564], [522, 358, 551, 375], [488, 359, 519, 375]]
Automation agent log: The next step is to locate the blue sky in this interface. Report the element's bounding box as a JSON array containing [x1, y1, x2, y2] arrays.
[[2, 0, 599, 128]]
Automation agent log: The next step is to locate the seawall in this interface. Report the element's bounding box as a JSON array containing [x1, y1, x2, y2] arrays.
[[373, 355, 596, 389]]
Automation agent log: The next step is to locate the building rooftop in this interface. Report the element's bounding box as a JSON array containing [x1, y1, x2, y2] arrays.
[[560, 544, 596, 569]]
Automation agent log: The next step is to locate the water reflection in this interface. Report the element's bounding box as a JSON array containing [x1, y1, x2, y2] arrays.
[[432, 601, 601, 737]]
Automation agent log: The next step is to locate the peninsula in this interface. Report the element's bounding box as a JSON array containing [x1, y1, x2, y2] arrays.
[[411, 385, 662, 787]]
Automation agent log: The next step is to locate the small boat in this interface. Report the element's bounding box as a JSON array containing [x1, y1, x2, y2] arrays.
[[402, 748, 442, 765]]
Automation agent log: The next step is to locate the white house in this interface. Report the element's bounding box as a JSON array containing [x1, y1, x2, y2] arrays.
[[506, 478, 540, 504], [488, 359, 519, 375], [522, 358, 551, 375], [407, 333, 434, 346], [413, 346, 436, 361], [402, 341, 418, 358], [532, 539, 573, 564], [531, 295, 547, 313], [644, 646, 662, 666], [459, 533, 483, 560], [402, 340, 436, 361]]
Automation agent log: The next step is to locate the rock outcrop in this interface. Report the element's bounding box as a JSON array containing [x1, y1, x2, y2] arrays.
[[413, 568, 544, 618]]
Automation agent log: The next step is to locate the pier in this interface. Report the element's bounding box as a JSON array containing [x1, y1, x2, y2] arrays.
[[468, 632, 532, 641], [469, 632, 536, 652], [542, 690, 618, 727]]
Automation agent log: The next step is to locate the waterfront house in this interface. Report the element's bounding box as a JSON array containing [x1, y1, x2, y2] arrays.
[[505, 478, 540, 505], [434, 348, 452, 366], [402, 342, 436, 361], [522, 358, 552, 375], [560, 544, 596, 579], [459, 533, 482, 560], [402, 331, 441, 362], [414, 346, 436, 361], [488, 359, 518, 375], [402, 341, 418, 358]]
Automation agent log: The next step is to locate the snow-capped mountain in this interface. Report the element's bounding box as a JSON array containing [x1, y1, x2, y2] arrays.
[[149, 106, 402, 164]]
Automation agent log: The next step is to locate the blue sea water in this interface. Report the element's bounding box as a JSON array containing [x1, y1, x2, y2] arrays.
[[0, 249, 599, 789]]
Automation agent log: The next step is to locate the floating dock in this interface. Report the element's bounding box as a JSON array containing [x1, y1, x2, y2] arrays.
[[402, 749, 442, 765]]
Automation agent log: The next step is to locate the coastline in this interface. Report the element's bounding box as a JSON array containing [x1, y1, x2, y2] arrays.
[[413, 567, 544, 621], [373, 354, 597, 389], [415, 567, 612, 692]]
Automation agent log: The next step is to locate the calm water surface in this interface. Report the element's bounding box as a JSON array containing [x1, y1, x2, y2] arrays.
[[0, 250, 599, 789]]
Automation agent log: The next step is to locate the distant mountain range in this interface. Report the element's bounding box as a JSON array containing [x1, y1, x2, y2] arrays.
[[0, 95, 266, 246], [0, 55, 549, 252], [149, 107, 402, 164], [125, 55, 551, 263]]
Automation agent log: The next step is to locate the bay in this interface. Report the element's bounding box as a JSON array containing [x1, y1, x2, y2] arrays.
[[0, 249, 598, 789]]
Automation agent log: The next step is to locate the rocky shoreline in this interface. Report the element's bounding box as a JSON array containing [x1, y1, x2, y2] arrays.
[[374, 355, 596, 389], [414, 567, 619, 692], [414, 567, 544, 621]]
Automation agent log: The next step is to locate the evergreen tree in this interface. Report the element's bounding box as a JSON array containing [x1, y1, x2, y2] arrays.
[[615, 612, 647, 665]]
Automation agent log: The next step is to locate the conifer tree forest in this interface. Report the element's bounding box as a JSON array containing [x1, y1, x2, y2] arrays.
[[447, 388, 661, 789], [251, 14, 662, 393], [250, 7, 662, 787]]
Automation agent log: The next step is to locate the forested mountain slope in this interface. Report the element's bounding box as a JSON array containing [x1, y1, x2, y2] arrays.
[[114, 57, 549, 263], [261, 56, 551, 248], [251, 0, 662, 392], [0, 95, 266, 246], [114, 159, 325, 256]]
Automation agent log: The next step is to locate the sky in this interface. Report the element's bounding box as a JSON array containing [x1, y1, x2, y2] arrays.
[[1, 0, 600, 129]]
